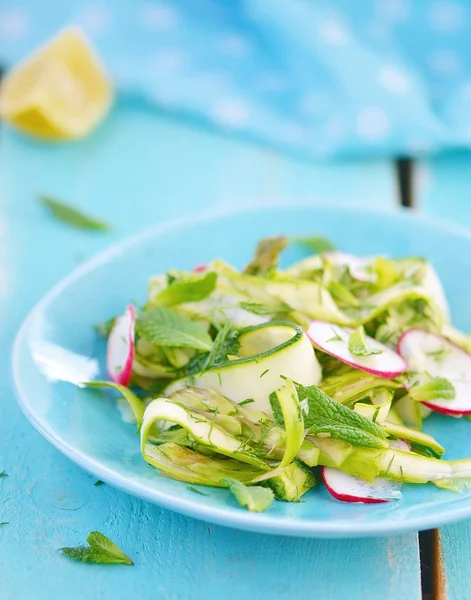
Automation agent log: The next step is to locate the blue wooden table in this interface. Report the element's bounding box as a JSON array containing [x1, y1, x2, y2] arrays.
[[0, 102, 423, 599]]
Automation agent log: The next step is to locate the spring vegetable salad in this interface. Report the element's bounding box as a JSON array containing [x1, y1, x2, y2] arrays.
[[89, 235, 471, 510]]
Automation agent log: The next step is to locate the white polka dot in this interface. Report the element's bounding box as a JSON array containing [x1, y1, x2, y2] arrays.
[[258, 74, 287, 93], [217, 34, 251, 58], [319, 17, 350, 46], [375, 0, 410, 24], [153, 48, 187, 70], [213, 99, 249, 128], [138, 2, 177, 30], [298, 91, 331, 115], [356, 107, 390, 142], [428, 2, 463, 32], [429, 50, 461, 74], [0, 9, 30, 40], [75, 6, 112, 34], [379, 65, 410, 94]]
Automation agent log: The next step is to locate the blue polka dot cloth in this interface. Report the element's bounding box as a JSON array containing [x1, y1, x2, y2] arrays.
[[0, 0, 470, 159]]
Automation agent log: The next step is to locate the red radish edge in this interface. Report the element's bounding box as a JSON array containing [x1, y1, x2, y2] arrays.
[[321, 468, 388, 504], [321, 440, 408, 504], [106, 304, 135, 386], [307, 321, 407, 379], [193, 264, 207, 273], [397, 329, 471, 416]]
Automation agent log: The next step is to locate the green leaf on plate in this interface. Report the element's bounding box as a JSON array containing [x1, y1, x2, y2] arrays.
[[152, 272, 217, 307], [136, 306, 212, 352], [39, 196, 110, 231], [59, 532, 133, 565], [222, 478, 274, 512], [290, 236, 335, 254]]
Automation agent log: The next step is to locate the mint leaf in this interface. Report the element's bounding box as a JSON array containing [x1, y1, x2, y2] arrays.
[[39, 196, 110, 231], [183, 320, 240, 376], [152, 272, 217, 307], [60, 532, 133, 565], [136, 307, 212, 352], [296, 384, 388, 448], [222, 478, 274, 512], [348, 326, 382, 357], [244, 236, 288, 275], [409, 377, 456, 402], [290, 236, 335, 254]]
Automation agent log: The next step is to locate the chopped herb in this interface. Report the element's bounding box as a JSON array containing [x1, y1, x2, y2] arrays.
[[290, 236, 335, 254], [217, 372, 222, 386], [222, 478, 274, 512], [0, 471, 7, 478], [385, 455, 395, 476], [135, 307, 213, 351], [0, 522, 8, 526], [59, 531, 133, 565], [426, 347, 452, 363], [260, 369, 269, 378], [327, 328, 343, 343], [187, 486, 209, 496], [400, 466, 404, 478], [348, 326, 382, 357], [239, 398, 255, 406], [39, 196, 110, 231], [94, 480, 104, 487]]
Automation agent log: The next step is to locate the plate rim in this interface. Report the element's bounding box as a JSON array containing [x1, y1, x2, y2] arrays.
[[12, 201, 471, 538]]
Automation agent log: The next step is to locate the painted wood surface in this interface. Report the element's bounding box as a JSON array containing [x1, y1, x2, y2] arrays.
[[416, 151, 471, 600], [0, 102, 421, 600]]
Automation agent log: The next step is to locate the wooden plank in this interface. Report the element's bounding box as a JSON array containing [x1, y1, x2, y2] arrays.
[[416, 151, 471, 600], [0, 104, 420, 600]]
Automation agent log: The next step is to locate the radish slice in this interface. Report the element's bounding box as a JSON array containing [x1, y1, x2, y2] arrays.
[[106, 305, 135, 386], [307, 321, 407, 379], [323, 251, 375, 283], [398, 329, 471, 416], [193, 264, 207, 273], [322, 439, 409, 503]]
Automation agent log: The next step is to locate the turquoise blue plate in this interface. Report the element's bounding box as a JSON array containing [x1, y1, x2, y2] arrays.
[[12, 205, 471, 538]]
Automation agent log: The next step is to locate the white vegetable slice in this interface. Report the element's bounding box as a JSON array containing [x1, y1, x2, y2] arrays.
[[165, 322, 321, 415], [323, 251, 376, 283], [106, 305, 135, 386], [322, 439, 409, 504], [398, 329, 471, 416], [306, 321, 407, 379]]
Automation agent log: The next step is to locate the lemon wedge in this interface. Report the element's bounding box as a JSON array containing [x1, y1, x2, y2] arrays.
[[0, 27, 113, 140]]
